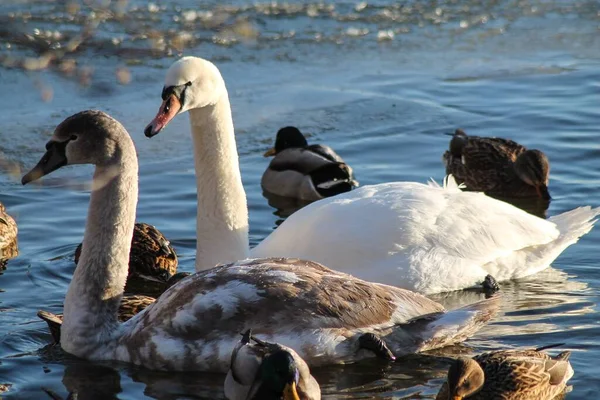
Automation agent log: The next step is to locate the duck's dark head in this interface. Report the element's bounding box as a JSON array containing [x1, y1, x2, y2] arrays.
[[514, 149, 551, 200], [446, 357, 485, 400], [251, 349, 301, 400], [264, 126, 308, 157], [445, 129, 469, 157]]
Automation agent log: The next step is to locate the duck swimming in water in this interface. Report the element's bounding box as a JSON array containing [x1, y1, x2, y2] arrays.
[[436, 344, 573, 400], [443, 129, 551, 200], [262, 126, 358, 201], [225, 329, 321, 400]]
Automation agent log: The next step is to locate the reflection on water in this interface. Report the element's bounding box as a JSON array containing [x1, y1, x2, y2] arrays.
[[2, 0, 600, 399], [261, 190, 314, 225]]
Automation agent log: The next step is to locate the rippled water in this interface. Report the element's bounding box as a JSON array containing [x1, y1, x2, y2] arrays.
[[1, 0, 600, 398]]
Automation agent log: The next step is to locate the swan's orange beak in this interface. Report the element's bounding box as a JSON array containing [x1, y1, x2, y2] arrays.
[[144, 94, 181, 138]]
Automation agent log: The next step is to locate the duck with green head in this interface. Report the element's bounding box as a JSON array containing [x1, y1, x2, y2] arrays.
[[225, 330, 320, 400], [262, 126, 358, 201]]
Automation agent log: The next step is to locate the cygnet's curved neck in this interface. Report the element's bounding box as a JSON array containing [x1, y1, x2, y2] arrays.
[[61, 142, 138, 357], [188, 90, 249, 271]]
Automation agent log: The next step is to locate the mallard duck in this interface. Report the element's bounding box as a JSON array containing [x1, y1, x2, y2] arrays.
[[0, 202, 18, 261], [74, 222, 177, 293], [436, 345, 573, 400], [443, 129, 551, 200], [143, 56, 599, 294], [22, 110, 496, 370], [261, 126, 358, 201], [224, 329, 320, 400]]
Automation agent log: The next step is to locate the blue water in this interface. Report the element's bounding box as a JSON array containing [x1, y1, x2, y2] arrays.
[[1, 0, 600, 398]]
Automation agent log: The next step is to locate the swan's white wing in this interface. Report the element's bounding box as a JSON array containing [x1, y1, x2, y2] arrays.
[[252, 182, 560, 294]]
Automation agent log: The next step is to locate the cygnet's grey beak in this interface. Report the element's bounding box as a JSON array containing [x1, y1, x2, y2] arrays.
[[22, 141, 68, 185]]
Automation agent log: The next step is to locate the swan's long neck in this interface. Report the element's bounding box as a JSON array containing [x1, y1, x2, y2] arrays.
[[189, 90, 249, 271], [61, 143, 138, 357]]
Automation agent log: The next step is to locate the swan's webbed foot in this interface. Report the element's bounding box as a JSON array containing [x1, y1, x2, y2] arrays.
[[482, 274, 500, 296], [358, 333, 395, 361]]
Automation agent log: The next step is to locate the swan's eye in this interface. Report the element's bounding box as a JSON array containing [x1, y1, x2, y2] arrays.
[[70, 135, 78, 141]]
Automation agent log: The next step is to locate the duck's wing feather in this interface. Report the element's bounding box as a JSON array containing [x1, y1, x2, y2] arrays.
[[251, 182, 562, 293], [130, 223, 178, 279], [476, 351, 573, 396], [306, 144, 345, 163], [444, 137, 527, 192], [268, 148, 340, 175]]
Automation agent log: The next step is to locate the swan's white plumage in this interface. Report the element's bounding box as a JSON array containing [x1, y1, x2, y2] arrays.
[[252, 181, 599, 294]]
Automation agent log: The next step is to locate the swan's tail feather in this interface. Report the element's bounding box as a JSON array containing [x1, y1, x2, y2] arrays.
[[427, 175, 465, 191], [427, 177, 441, 188], [389, 295, 499, 356], [549, 206, 600, 245]]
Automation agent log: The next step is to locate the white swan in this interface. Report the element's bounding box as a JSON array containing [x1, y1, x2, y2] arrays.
[[144, 56, 599, 294], [23, 110, 497, 371]]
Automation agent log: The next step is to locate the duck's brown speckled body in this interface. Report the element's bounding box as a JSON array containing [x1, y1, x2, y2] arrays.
[[436, 346, 573, 400], [443, 129, 550, 200], [0, 203, 18, 261], [75, 222, 177, 294]]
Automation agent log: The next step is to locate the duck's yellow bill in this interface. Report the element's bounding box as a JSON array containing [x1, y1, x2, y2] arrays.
[[283, 381, 300, 400], [263, 147, 276, 157]]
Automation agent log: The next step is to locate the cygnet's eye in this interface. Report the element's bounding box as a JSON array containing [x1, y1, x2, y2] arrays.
[[70, 135, 78, 141]]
